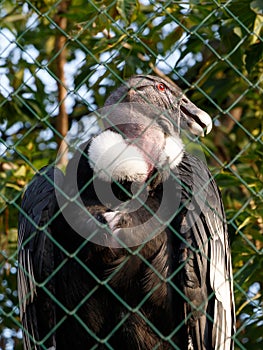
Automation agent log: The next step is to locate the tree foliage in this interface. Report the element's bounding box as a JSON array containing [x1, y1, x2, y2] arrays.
[[0, 0, 262, 348]]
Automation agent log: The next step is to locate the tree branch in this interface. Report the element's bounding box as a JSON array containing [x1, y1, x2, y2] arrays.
[[55, 0, 71, 167]]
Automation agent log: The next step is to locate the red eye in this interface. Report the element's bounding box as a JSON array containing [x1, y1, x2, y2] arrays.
[[157, 83, 166, 92]]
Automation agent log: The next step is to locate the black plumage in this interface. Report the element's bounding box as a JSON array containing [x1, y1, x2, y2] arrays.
[[18, 75, 235, 350]]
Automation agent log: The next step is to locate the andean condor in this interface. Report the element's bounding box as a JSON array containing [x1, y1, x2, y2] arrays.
[[17, 75, 235, 350]]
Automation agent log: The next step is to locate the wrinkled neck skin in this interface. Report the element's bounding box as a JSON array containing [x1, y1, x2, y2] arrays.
[[88, 125, 184, 185]]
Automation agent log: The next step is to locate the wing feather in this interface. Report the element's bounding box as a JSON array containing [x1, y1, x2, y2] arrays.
[[170, 153, 235, 349], [18, 166, 64, 350]]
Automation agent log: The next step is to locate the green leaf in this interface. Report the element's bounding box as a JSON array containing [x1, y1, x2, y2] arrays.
[[228, 0, 256, 31], [215, 172, 241, 187], [116, 0, 139, 24]]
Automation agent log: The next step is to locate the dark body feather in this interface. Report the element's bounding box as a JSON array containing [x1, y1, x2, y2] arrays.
[[18, 75, 235, 350]]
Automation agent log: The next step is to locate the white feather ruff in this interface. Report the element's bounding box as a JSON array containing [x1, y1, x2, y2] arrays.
[[160, 135, 184, 169], [88, 130, 184, 182], [88, 130, 149, 182]]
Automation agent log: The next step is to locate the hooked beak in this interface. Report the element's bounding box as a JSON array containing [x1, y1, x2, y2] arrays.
[[179, 98, 212, 137]]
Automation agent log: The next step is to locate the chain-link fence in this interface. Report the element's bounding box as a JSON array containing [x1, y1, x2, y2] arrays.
[[0, 1, 262, 349]]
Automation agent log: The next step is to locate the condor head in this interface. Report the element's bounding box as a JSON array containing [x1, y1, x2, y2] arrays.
[[88, 75, 212, 183]]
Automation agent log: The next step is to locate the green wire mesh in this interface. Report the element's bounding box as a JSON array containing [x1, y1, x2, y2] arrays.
[[0, 0, 262, 349]]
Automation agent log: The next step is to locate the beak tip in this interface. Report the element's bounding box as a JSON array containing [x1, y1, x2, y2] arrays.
[[200, 111, 213, 137], [204, 120, 213, 136]]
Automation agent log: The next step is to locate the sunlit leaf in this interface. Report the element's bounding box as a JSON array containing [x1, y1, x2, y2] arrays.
[[13, 165, 26, 178]]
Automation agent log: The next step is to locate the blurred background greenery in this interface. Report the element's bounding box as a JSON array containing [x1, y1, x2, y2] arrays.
[[0, 0, 262, 349]]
